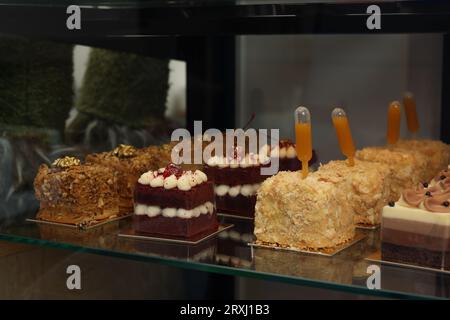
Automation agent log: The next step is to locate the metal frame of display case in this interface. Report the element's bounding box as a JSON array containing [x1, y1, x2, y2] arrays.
[[1, 0, 450, 299]]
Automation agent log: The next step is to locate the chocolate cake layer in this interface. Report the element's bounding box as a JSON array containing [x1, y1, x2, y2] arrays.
[[278, 158, 301, 172], [133, 211, 218, 237], [382, 242, 449, 269], [276, 149, 316, 172], [216, 194, 256, 217], [134, 181, 214, 209], [203, 165, 267, 186], [382, 227, 450, 252]]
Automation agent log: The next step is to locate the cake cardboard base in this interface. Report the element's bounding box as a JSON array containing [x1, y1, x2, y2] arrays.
[[27, 213, 131, 230], [356, 223, 380, 230], [249, 233, 366, 257], [118, 223, 234, 245]]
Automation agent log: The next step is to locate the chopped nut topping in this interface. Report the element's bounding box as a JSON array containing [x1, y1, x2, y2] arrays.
[[112, 144, 137, 158], [52, 156, 81, 168]]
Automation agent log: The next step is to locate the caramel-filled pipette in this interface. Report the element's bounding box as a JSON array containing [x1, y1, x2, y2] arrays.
[[331, 107, 355, 166], [403, 92, 419, 136], [295, 106, 312, 178], [387, 101, 401, 145]]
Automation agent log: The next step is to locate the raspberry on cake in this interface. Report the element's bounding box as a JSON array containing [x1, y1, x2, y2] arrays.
[[203, 149, 270, 218], [259, 139, 317, 172], [254, 171, 355, 250], [394, 139, 450, 181], [355, 146, 428, 201], [133, 164, 218, 238], [86, 144, 166, 214], [382, 168, 450, 269], [316, 159, 392, 226], [34, 156, 120, 226]]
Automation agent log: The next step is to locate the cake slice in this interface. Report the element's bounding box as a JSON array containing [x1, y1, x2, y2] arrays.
[[133, 164, 218, 237], [381, 168, 450, 269], [86, 144, 166, 214], [34, 156, 120, 226], [394, 139, 450, 181], [254, 171, 355, 250], [260, 139, 317, 172], [316, 159, 392, 226], [355, 146, 429, 201], [203, 151, 270, 218]]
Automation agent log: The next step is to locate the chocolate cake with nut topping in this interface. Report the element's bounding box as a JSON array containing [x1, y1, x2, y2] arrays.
[[34, 156, 120, 226], [86, 144, 166, 214]]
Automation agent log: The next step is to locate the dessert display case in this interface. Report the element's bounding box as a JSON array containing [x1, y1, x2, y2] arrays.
[[1, 0, 450, 300]]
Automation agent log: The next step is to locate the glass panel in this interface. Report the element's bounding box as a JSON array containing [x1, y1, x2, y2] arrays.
[[0, 214, 449, 299]]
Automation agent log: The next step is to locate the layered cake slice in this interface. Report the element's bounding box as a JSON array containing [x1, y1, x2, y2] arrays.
[[86, 144, 166, 214], [34, 156, 120, 226], [133, 164, 218, 237], [381, 167, 450, 269], [260, 139, 317, 172], [254, 171, 355, 250], [316, 159, 392, 226], [203, 149, 270, 218], [355, 146, 428, 201]]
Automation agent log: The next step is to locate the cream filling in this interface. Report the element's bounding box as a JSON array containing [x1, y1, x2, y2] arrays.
[[218, 230, 254, 243], [134, 201, 214, 219], [270, 146, 297, 159], [138, 169, 208, 191], [383, 205, 450, 226], [206, 154, 270, 168], [214, 183, 261, 197]]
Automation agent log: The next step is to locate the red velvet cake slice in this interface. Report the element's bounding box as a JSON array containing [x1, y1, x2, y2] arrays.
[[203, 149, 271, 218], [260, 139, 317, 172], [133, 164, 218, 238]]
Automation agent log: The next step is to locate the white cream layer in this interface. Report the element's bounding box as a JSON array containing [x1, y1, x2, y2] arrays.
[[214, 184, 260, 197], [134, 201, 214, 219], [138, 169, 208, 191], [206, 153, 270, 168], [260, 144, 297, 159], [383, 205, 450, 227]]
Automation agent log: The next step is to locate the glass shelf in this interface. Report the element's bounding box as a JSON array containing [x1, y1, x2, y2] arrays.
[[0, 212, 449, 299]]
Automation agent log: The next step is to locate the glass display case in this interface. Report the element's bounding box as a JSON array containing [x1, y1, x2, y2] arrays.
[[1, 0, 450, 299]]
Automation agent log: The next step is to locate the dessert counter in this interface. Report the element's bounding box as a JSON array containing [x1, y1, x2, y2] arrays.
[[1, 213, 449, 300]]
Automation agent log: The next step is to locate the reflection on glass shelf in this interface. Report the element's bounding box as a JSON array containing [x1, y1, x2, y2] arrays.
[[0, 213, 449, 299]]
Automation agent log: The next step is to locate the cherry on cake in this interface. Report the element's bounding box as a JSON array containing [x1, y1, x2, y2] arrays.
[[133, 164, 218, 238]]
